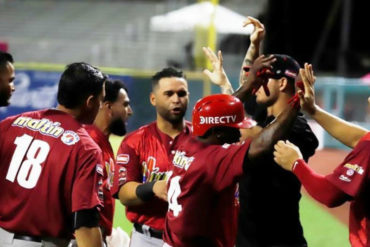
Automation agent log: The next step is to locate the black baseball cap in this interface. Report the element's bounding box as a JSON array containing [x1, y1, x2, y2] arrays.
[[269, 54, 300, 81]]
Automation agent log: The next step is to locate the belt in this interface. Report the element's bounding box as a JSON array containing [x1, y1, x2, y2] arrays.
[[14, 234, 42, 243], [133, 223, 163, 239]]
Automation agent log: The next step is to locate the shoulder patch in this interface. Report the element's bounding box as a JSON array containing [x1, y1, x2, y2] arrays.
[[61, 130, 80, 145], [117, 154, 130, 164]]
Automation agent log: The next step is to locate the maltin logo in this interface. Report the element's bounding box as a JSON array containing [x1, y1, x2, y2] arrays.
[[200, 115, 237, 124]]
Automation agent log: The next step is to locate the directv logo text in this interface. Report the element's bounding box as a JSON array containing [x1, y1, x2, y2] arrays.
[[200, 115, 237, 124]]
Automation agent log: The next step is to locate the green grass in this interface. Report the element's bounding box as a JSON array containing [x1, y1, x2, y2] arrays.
[[300, 195, 350, 247], [109, 135, 350, 246]]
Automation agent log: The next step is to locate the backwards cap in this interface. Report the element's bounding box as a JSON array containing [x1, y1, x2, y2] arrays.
[[192, 94, 256, 136]]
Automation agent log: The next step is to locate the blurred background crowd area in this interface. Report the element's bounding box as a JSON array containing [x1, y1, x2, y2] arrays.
[[1, 0, 370, 146]]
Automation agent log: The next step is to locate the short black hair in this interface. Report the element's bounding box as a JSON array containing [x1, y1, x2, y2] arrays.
[[0, 51, 14, 70], [152, 67, 185, 90], [104, 79, 128, 103], [57, 62, 107, 108]]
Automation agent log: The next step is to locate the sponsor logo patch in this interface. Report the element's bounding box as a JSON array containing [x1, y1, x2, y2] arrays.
[[96, 164, 104, 175], [344, 163, 364, 175], [200, 115, 237, 124], [12, 117, 64, 138], [117, 154, 130, 164], [339, 175, 351, 182], [284, 70, 297, 78], [61, 130, 80, 145], [118, 167, 127, 185]]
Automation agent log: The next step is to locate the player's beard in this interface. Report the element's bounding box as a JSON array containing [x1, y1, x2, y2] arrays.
[[158, 106, 187, 124], [0, 90, 11, 106], [109, 117, 127, 136]]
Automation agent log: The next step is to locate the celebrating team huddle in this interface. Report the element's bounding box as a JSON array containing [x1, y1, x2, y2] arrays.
[[0, 15, 369, 247]]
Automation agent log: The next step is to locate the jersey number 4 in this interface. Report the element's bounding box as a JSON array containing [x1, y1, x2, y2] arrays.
[[168, 176, 182, 217], [6, 134, 50, 189]]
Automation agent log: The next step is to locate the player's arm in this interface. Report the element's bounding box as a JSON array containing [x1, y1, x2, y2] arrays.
[[202, 46, 234, 94], [298, 63, 367, 148], [239, 16, 265, 86], [273, 141, 350, 207], [74, 209, 103, 247], [247, 98, 299, 160], [118, 180, 167, 206]]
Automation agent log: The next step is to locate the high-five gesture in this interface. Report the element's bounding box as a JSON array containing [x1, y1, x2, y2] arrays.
[[297, 63, 317, 115], [202, 46, 233, 94]]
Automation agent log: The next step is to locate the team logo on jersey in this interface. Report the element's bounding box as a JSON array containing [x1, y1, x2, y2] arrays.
[[117, 154, 130, 164], [200, 115, 237, 124], [346, 169, 354, 177], [344, 163, 364, 175], [61, 130, 80, 145], [172, 150, 194, 171], [142, 157, 167, 183]]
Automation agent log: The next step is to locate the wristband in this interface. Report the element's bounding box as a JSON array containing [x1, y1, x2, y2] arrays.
[[136, 181, 156, 201], [73, 208, 100, 230], [292, 159, 305, 172]]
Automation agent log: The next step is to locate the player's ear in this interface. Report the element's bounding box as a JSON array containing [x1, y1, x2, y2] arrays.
[[86, 95, 95, 109], [150, 92, 156, 106], [279, 77, 289, 92]]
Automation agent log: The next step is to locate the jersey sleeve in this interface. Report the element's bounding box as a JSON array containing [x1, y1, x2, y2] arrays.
[[326, 139, 370, 197], [112, 140, 141, 198], [72, 144, 103, 212], [210, 140, 251, 191]]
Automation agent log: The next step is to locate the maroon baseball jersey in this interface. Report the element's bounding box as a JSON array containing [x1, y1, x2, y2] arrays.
[[327, 132, 370, 247], [85, 125, 115, 237], [163, 137, 251, 247], [0, 109, 103, 238], [112, 121, 192, 230]]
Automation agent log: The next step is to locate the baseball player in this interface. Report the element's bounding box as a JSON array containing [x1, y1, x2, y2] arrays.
[[163, 92, 300, 247], [236, 54, 318, 247], [274, 63, 369, 247], [0, 62, 106, 247], [163, 55, 302, 247], [112, 67, 191, 247], [82, 80, 132, 244], [0, 51, 15, 107], [203, 18, 318, 245]]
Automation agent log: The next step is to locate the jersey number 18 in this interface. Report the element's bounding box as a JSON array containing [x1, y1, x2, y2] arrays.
[[6, 134, 50, 189]]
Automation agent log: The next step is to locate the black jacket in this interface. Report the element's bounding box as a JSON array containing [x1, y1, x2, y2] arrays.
[[236, 113, 319, 247]]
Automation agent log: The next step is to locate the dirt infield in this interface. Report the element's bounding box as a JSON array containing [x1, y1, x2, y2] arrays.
[[305, 148, 351, 225]]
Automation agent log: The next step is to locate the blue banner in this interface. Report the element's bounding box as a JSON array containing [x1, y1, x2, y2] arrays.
[[0, 70, 133, 120]]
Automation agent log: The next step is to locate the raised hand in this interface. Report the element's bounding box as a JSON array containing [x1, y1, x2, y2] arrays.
[[243, 16, 265, 46], [297, 63, 317, 115], [202, 47, 233, 94], [245, 54, 275, 93], [273, 140, 303, 171]]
